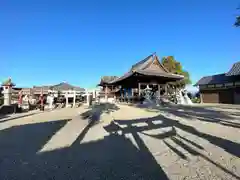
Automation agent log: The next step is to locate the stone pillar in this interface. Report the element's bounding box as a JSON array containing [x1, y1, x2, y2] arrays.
[[73, 91, 76, 107], [88, 93, 92, 106], [65, 92, 68, 107], [86, 93, 89, 105], [49, 95, 54, 110], [3, 86, 12, 105]]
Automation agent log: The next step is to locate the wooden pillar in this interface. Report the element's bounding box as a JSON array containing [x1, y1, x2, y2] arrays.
[[158, 84, 161, 98], [165, 84, 167, 95], [40, 88, 44, 110], [113, 85, 116, 100], [138, 83, 141, 96], [156, 84, 160, 105], [200, 91, 203, 103]]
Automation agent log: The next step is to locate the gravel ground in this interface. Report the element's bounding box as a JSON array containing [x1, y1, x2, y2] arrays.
[[0, 103, 239, 180], [83, 103, 240, 180]]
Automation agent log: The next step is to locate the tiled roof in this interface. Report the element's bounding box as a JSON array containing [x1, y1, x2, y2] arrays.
[[98, 76, 119, 86], [73, 86, 85, 91], [52, 83, 74, 91], [100, 76, 118, 84], [52, 82, 85, 91], [109, 70, 183, 84], [131, 54, 154, 71], [109, 72, 133, 84], [100, 53, 184, 85], [131, 53, 171, 74], [107, 54, 184, 85], [226, 62, 240, 76], [32, 83, 85, 91], [33, 86, 52, 90], [136, 69, 184, 79], [195, 73, 233, 86]]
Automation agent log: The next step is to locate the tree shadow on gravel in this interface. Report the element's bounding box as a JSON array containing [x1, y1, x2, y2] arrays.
[[80, 103, 120, 123], [104, 113, 240, 179], [0, 117, 168, 180], [130, 103, 240, 129]]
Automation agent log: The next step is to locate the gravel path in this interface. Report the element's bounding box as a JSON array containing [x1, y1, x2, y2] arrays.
[[0, 103, 239, 180]]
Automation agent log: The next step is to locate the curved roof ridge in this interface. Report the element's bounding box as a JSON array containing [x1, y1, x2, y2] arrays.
[[131, 53, 155, 71]]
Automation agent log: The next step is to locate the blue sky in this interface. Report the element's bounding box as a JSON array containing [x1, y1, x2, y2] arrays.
[[1, 0, 240, 89]]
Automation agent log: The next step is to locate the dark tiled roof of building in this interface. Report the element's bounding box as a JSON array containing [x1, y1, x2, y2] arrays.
[[33, 86, 52, 90], [99, 76, 119, 85], [100, 53, 184, 85], [32, 83, 85, 91], [136, 69, 183, 79], [226, 62, 240, 76], [110, 70, 183, 84], [109, 72, 133, 84], [195, 73, 233, 86], [52, 82, 74, 91], [52, 82, 85, 91], [130, 54, 154, 71], [74, 86, 85, 91]]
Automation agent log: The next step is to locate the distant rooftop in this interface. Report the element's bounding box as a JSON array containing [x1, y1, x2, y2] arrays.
[[195, 73, 231, 86], [196, 61, 240, 86], [4, 82, 85, 92]]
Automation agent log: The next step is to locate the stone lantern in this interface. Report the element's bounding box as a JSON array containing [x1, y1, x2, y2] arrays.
[[1, 78, 15, 106]]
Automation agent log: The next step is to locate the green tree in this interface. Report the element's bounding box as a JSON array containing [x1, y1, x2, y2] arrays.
[[234, 8, 240, 27], [235, 16, 240, 27], [162, 56, 191, 87]]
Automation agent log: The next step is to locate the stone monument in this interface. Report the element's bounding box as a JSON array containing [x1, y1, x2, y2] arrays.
[[183, 90, 193, 105], [142, 85, 157, 106], [175, 89, 185, 104], [175, 89, 193, 105], [47, 93, 54, 110], [2, 78, 15, 106]]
